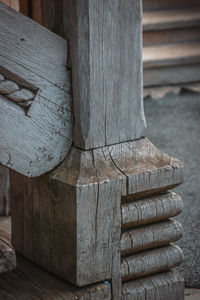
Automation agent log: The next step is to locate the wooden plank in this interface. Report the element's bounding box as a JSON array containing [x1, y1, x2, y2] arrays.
[[121, 244, 183, 281], [0, 254, 111, 300], [143, 0, 200, 12], [122, 270, 184, 300], [0, 165, 10, 216], [144, 64, 200, 87], [121, 192, 183, 229], [0, 227, 16, 274], [121, 220, 183, 256], [143, 8, 200, 32], [63, 0, 146, 149], [143, 42, 200, 69], [143, 28, 200, 47], [0, 2, 72, 177]]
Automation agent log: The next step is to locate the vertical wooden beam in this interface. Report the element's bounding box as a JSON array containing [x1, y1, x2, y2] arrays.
[[0, 166, 10, 216], [63, 0, 146, 149]]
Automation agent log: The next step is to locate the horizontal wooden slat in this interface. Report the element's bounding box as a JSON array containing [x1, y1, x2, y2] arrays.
[[143, 8, 200, 32], [122, 270, 184, 300], [0, 2, 72, 177], [121, 220, 182, 256], [143, 0, 200, 12], [121, 192, 183, 229], [144, 63, 200, 87], [121, 244, 183, 281], [143, 27, 200, 47], [143, 42, 200, 69]]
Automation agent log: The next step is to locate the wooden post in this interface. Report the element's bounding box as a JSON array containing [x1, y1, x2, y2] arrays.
[[0, 1, 185, 299]]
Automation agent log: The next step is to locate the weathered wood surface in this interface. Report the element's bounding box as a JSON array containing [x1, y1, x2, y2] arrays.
[[0, 254, 111, 300], [63, 0, 146, 149], [122, 270, 184, 300], [10, 138, 183, 289], [108, 138, 183, 195], [0, 227, 16, 274], [144, 64, 200, 87], [143, 0, 199, 12], [121, 220, 183, 256], [0, 2, 72, 177], [143, 43, 200, 69], [121, 192, 183, 229], [0, 165, 10, 216], [143, 8, 200, 32], [121, 244, 183, 281], [10, 145, 126, 288], [143, 28, 200, 47]]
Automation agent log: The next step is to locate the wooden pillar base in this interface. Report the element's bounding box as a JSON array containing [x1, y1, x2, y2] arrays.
[[11, 137, 184, 299]]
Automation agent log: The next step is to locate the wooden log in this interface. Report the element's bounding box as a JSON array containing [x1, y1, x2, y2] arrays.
[[121, 244, 183, 282], [0, 165, 10, 216], [121, 192, 183, 229], [0, 2, 72, 177], [0, 227, 16, 274], [122, 270, 184, 300], [121, 220, 183, 256], [63, 0, 146, 149]]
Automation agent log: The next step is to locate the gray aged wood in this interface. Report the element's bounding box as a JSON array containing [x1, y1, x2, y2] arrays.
[[121, 244, 183, 281], [63, 0, 146, 149], [0, 254, 111, 300], [10, 138, 183, 292], [122, 270, 184, 300], [0, 165, 10, 216], [108, 138, 183, 195], [121, 220, 183, 256], [0, 227, 16, 274], [121, 192, 183, 229], [0, 2, 72, 177]]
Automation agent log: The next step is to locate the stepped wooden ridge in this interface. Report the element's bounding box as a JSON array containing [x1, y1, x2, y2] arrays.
[[143, 0, 200, 87]]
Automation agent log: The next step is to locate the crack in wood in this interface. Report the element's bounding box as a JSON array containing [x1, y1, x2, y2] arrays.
[[0, 72, 36, 113]]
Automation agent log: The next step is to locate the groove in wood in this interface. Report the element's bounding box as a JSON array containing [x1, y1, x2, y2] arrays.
[[121, 220, 183, 256], [0, 72, 36, 112], [121, 192, 183, 229], [122, 270, 184, 300], [121, 244, 183, 281]]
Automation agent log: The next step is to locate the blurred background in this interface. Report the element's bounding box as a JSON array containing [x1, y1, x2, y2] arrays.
[[0, 0, 200, 291]]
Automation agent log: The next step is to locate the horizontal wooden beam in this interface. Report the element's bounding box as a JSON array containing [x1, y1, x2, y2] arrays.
[[0, 2, 73, 177]]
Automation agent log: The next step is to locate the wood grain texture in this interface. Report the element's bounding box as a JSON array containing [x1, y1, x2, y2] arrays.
[[121, 220, 183, 256], [121, 192, 183, 229], [121, 244, 183, 281], [0, 165, 10, 216], [143, 8, 200, 32], [63, 0, 146, 149], [0, 2, 73, 177], [11, 145, 126, 289], [144, 64, 200, 87], [122, 270, 184, 300], [0, 254, 111, 300], [11, 137, 183, 290], [143, 43, 200, 69], [108, 138, 183, 196], [0, 227, 16, 274]]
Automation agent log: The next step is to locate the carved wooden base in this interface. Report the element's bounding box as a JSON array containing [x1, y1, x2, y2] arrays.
[[10, 138, 184, 299]]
